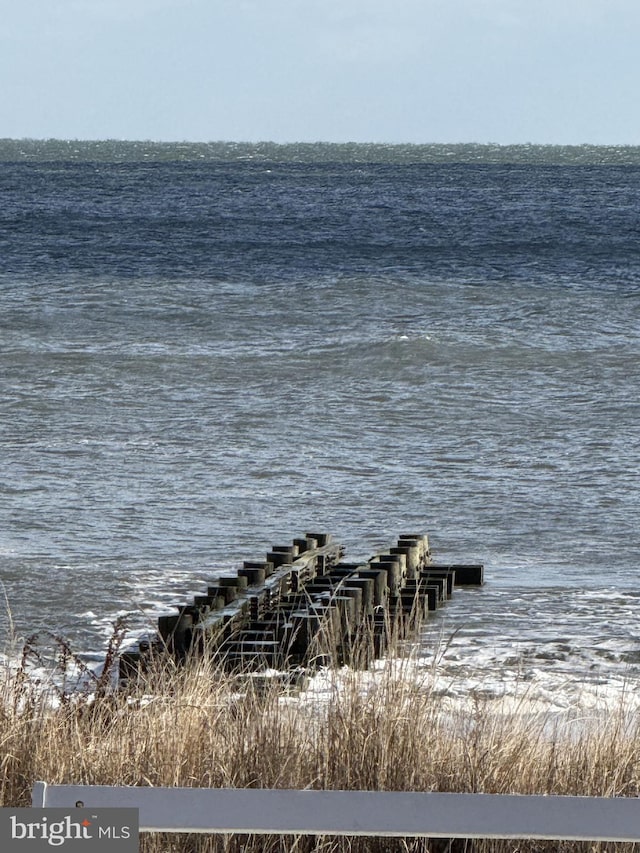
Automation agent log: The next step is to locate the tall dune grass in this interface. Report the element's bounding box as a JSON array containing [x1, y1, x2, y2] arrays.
[[2, 624, 640, 853]]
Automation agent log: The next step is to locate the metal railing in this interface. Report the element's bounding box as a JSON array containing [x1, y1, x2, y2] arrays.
[[32, 784, 640, 842]]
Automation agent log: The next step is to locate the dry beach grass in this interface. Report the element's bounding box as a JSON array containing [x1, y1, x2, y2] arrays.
[[2, 623, 640, 853]]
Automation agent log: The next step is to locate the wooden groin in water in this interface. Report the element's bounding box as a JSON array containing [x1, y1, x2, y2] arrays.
[[119, 532, 483, 685]]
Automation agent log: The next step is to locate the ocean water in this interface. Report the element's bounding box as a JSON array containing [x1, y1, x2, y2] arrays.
[[1, 141, 639, 708]]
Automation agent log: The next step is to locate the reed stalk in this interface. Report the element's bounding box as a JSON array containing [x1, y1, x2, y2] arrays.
[[2, 623, 640, 852]]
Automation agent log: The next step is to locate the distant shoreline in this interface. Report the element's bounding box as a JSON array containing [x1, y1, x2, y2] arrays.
[[2, 138, 640, 165]]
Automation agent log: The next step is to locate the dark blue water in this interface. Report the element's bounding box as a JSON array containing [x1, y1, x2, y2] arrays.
[[2, 146, 640, 706], [3, 160, 639, 283]]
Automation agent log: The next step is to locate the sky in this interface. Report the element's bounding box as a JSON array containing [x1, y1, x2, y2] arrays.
[[2, 0, 639, 145]]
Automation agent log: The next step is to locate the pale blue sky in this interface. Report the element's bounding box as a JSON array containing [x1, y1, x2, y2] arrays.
[[2, 0, 639, 144]]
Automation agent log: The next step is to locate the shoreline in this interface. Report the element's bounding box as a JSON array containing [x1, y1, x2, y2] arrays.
[[4, 632, 640, 851]]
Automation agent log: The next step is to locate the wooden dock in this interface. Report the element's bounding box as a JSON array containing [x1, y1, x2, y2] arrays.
[[119, 532, 483, 685]]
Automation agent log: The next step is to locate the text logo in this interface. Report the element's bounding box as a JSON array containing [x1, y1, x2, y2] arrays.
[[0, 809, 138, 851]]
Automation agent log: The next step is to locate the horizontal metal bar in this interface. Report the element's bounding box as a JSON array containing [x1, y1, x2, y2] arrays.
[[32, 785, 640, 841]]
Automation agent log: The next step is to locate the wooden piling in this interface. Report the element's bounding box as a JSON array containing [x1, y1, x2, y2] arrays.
[[119, 531, 483, 686]]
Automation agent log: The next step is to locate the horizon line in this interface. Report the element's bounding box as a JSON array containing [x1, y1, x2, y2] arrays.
[[2, 137, 640, 148]]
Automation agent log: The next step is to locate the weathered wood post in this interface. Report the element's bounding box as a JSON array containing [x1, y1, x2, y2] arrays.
[[122, 531, 483, 686]]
